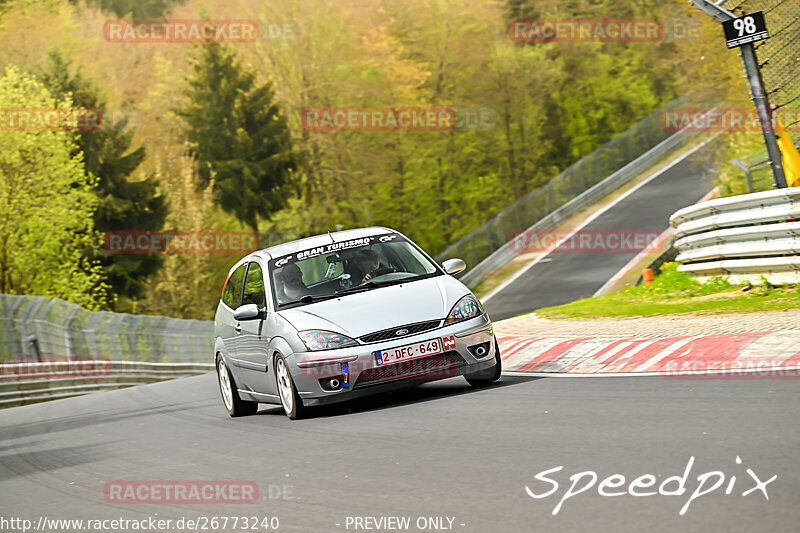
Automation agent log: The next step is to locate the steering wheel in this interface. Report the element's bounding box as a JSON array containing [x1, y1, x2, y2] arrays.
[[371, 267, 396, 277]]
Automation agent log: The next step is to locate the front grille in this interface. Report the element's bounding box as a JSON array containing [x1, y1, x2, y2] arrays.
[[353, 351, 466, 389], [358, 320, 441, 344]]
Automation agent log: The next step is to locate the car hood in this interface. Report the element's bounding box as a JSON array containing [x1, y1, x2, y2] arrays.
[[277, 275, 470, 338]]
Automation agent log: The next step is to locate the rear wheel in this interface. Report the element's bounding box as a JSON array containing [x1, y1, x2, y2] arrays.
[[217, 356, 259, 417], [465, 337, 502, 387], [275, 354, 307, 420]]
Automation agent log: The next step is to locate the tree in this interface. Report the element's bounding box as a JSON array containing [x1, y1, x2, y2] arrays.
[[36, 51, 167, 303], [177, 42, 298, 233], [0, 66, 108, 309]]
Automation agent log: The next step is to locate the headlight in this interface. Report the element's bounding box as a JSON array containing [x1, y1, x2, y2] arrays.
[[297, 330, 359, 351], [446, 295, 484, 324]]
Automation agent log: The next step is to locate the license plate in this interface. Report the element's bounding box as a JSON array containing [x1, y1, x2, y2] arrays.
[[375, 338, 442, 366]]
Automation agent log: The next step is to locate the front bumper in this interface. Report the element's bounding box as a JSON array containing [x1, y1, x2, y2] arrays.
[[287, 315, 495, 406]]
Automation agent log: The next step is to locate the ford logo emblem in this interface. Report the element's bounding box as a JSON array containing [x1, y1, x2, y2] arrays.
[[395, 329, 409, 336]]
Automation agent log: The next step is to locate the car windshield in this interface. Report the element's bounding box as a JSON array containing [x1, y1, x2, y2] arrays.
[[268, 233, 440, 308]]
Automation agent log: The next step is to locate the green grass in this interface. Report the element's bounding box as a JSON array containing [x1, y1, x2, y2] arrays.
[[535, 263, 800, 319]]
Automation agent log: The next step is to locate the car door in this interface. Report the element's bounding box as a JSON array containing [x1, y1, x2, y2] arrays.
[[219, 261, 248, 387], [236, 261, 276, 397]]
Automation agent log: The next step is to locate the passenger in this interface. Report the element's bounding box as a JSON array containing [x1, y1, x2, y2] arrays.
[[278, 263, 308, 301]]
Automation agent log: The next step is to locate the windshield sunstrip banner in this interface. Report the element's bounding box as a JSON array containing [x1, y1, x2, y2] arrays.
[[269, 233, 403, 267]]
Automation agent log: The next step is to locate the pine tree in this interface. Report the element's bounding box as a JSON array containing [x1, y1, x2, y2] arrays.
[[37, 51, 167, 302], [176, 42, 298, 233]]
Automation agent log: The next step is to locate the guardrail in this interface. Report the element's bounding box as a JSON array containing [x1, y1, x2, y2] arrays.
[[670, 188, 800, 284], [0, 361, 213, 408], [1, 294, 215, 407], [434, 99, 695, 284], [1, 294, 213, 363], [448, 113, 716, 289]]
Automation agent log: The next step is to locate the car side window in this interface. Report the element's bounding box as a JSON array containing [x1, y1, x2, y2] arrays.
[[222, 263, 247, 309], [242, 262, 267, 308]]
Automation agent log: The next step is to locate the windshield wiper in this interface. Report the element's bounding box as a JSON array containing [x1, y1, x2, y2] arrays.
[[335, 279, 399, 296], [279, 294, 339, 306]]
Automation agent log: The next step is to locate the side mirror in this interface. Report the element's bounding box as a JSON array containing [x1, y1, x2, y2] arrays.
[[233, 303, 262, 321], [442, 258, 466, 276]]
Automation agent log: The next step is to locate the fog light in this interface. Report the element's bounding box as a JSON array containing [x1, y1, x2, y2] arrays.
[[468, 342, 491, 359], [319, 377, 342, 391]]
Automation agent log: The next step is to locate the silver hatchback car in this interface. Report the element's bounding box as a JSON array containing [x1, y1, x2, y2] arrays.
[[214, 227, 501, 419]]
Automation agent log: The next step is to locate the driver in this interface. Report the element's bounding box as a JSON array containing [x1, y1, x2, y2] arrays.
[[350, 249, 380, 284], [278, 262, 308, 301]]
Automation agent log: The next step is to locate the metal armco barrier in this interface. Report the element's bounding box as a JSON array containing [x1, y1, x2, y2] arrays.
[[0, 361, 213, 407], [1, 294, 214, 407], [0, 294, 213, 362], [445, 110, 711, 289], [434, 100, 691, 284], [671, 188, 800, 284]]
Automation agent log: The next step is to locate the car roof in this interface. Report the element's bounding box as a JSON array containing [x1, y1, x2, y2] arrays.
[[254, 226, 398, 262]]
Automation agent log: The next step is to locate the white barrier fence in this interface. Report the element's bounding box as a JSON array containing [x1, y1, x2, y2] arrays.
[[671, 188, 800, 284]]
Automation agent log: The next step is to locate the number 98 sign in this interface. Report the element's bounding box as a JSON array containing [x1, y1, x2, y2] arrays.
[[722, 11, 769, 49]]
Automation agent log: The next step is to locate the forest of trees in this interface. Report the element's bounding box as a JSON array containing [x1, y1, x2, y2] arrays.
[[0, 0, 752, 319]]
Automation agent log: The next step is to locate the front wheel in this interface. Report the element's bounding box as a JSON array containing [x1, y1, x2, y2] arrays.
[[275, 354, 307, 420], [217, 355, 258, 417], [465, 337, 502, 387]]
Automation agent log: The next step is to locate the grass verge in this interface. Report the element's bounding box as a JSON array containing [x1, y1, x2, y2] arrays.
[[535, 263, 800, 319]]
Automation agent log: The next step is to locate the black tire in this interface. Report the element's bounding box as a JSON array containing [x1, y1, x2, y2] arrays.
[[216, 355, 258, 417], [274, 353, 307, 420], [465, 337, 502, 387]]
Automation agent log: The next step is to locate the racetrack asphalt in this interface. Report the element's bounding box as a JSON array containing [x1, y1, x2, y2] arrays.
[[483, 144, 716, 321], [1, 372, 797, 532]]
